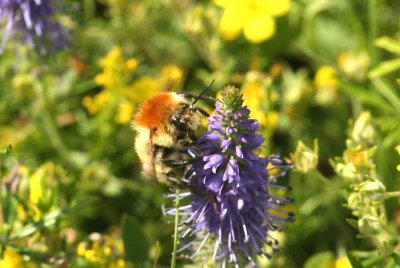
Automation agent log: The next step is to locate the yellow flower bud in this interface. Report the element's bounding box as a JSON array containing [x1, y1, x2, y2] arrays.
[[358, 215, 382, 236], [351, 112, 375, 145], [291, 140, 318, 174]]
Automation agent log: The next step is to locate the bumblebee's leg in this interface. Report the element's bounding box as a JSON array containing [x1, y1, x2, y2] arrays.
[[191, 106, 209, 117], [178, 139, 195, 148], [162, 159, 193, 167], [166, 176, 189, 188], [187, 130, 198, 142]]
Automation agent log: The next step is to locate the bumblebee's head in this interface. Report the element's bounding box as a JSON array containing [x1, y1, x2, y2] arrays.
[[170, 103, 201, 133]]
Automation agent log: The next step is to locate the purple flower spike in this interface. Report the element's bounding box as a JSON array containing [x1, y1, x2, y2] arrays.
[[165, 86, 294, 267], [0, 0, 69, 53]]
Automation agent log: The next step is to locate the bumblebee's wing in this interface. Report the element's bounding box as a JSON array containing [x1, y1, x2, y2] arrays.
[[134, 127, 156, 179]]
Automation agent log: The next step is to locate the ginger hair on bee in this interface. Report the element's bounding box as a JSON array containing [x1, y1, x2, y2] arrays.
[[134, 92, 182, 129]]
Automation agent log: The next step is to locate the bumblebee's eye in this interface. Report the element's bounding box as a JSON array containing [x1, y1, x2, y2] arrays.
[[171, 116, 187, 132]]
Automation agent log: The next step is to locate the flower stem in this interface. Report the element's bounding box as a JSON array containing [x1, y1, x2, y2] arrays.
[[311, 170, 346, 198], [171, 189, 180, 268], [384, 191, 400, 199], [368, 0, 380, 66]]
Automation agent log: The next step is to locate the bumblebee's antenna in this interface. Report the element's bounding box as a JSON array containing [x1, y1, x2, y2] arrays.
[[192, 79, 215, 106]]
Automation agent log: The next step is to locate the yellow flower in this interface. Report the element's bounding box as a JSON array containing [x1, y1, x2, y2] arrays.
[[314, 65, 337, 89], [124, 76, 161, 102], [242, 75, 267, 125], [0, 127, 17, 148], [103, 246, 112, 256], [116, 259, 126, 268], [267, 162, 281, 177], [95, 46, 133, 89], [115, 102, 134, 124], [82, 91, 112, 115], [335, 255, 352, 268], [0, 250, 24, 268], [77, 242, 87, 256], [99, 46, 123, 70], [84, 250, 96, 262], [30, 167, 45, 205], [125, 58, 138, 71], [215, 0, 291, 43], [265, 111, 278, 129], [338, 51, 369, 81], [160, 64, 183, 88], [314, 65, 337, 105], [12, 73, 35, 99]]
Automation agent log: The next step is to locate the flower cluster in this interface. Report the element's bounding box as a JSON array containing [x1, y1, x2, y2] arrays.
[[167, 86, 293, 267], [331, 112, 387, 237], [0, 249, 38, 268], [215, 0, 291, 43], [0, 0, 68, 53], [83, 46, 183, 124], [76, 231, 126, 268], [314, 65, 338, 105]]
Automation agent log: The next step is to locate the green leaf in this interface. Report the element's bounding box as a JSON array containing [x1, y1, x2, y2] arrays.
[[9, 209, 64, 240], [371, 78, 400, 114], [121, 214, 150, 265], [304, 251, 334, 268], [393, 252, 400, 265], [369, 58, 400, 78], [0, 145, 12, 155], [346, 218, 359, 229], [375, 37, 400, 56], [346, 251, 363, 268], [339, 80, 397, 114]]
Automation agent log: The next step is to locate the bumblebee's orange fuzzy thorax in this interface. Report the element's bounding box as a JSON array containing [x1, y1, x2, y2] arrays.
[[135, 93, 178, 129]]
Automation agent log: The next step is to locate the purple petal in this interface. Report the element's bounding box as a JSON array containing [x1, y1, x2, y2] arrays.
[[221, 139, 232, 150], [204, 173, 224, 192], [204, 153, 225, 172], [235, 145, 243, 158]]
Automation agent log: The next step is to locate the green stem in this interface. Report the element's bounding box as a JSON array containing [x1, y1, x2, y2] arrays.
[[83, 0, 95, 21], [311, 170, 346, 198], [368, 0, 380, 66], [171, 189, 180, 268], [33, 84, 80, 169], [384, 191, 400, 199]]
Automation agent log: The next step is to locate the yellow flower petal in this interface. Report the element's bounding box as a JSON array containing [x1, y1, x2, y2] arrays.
[[335, 256, 352, 268], [218, 8, 244, 40], [125, 58, 138, 71], [161, 64, 183, 84], [314, 65, 337, 89], [258, 0, 291, 16], [124, 76, 161, 102], [2, 249, 25, 268], [115, 102, 134, 124], [243, 15, 275, 43]]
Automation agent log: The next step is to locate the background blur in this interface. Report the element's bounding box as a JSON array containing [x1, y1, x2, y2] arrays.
[[1, 0, 400, 267]]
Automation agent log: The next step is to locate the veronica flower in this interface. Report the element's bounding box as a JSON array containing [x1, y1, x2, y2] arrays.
[[0, 0, 68, 53], [165, 86, 294, 267]]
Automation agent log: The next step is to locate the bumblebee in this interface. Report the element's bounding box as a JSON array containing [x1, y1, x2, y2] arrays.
[[132, 84, 213, 188]]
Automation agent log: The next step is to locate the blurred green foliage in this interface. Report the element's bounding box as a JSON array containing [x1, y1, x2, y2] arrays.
[[1, 0, 400, 267]]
